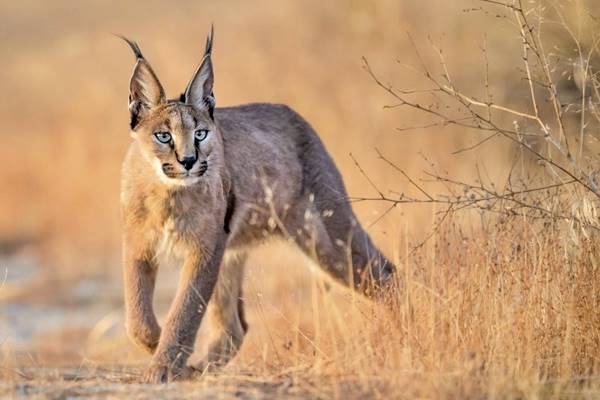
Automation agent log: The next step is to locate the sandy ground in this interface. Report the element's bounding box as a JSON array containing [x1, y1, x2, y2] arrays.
[[1, 366, 388, 399], [0, 249, 389, 399]]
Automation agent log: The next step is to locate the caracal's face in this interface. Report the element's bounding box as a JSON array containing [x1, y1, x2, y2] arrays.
[[122, 32, 218, 187], [133, 102, 220, 186]]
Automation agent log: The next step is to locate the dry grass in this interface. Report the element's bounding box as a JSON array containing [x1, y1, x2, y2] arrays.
[[1, 0, 600, 398]]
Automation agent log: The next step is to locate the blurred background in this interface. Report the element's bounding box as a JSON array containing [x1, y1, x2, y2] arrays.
[[0, 0, 595, 370]]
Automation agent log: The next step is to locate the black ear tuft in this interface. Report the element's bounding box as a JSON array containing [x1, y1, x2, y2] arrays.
[[117, 35, 144, 60], [205, 24, 214, 57], [183, 26, 216, 117]]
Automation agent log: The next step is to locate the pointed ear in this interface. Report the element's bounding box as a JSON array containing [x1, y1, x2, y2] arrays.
[[183, 26, 215, 118], [119, 36, 166, 129]]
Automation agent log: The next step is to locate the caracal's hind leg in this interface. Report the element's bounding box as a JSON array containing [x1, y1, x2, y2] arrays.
[[191, 251, 248, 372], [284, 198, 348, 282], [285, 196, 395, 295]]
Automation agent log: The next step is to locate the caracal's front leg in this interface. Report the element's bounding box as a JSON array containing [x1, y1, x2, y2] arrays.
[[142, 238, 226, 383], [123, 231, 161, 354], [190, 251, 248, 372]]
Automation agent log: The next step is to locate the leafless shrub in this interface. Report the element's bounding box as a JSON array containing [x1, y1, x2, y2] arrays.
[[348, 1, 600, 391], [362, 0, 600, 241]]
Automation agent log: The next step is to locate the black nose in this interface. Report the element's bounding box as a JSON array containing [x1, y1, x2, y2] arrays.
[[179, 156, 197, 171]]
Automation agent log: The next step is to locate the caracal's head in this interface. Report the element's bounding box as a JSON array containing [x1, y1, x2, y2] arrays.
[[121, 28, 222, 187]]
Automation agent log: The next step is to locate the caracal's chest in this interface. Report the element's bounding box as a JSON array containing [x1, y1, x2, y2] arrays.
[[132, 184, 227, 256]]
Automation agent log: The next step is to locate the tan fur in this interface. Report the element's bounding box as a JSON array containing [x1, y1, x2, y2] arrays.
[[119, 31, 395, 383]]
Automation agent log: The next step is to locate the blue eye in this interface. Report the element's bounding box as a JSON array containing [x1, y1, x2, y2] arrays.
[[194, 129, 209, 142], [154, 132, 172, 144]]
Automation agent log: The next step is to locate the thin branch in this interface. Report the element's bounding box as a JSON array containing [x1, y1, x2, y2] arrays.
[[349, 152, 384, 199], [375, 148, 434, 201]]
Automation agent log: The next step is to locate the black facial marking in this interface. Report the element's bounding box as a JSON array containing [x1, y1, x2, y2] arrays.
[[179, 93, 186, 102], [161, 163, 174, 174], [129, 98, 141, 129], [197, 160, 208, 175], [130, 113, 139, 130], [223, 189, 235, 234], [205, 92, 216, 120]]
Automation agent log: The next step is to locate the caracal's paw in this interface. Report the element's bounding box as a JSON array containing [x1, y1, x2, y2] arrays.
[[132, 335, 160, 355], [126, 322, 161, 355], [141, 364, 193, 383]]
